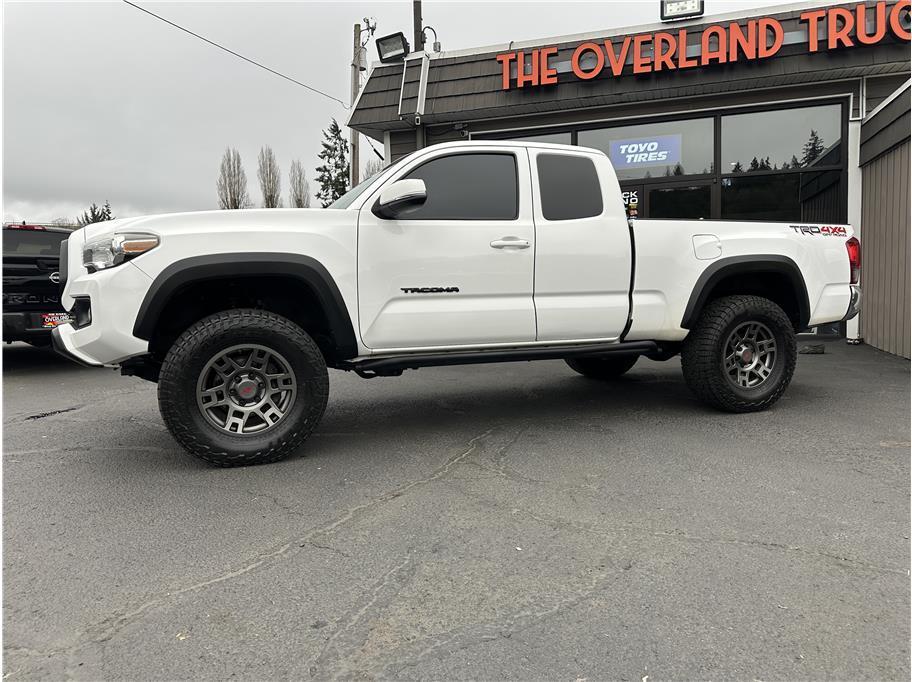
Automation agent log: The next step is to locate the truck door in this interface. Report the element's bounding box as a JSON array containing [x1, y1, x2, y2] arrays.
[[357, 147, 536, 350], [528, 149, 632, 341]]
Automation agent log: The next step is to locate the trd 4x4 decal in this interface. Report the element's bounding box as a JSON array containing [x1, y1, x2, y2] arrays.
[[789, 225, 848, 236]]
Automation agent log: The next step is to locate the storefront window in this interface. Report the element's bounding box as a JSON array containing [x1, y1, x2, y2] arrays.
[[648, 184, 711, 220], [721, 170, 843, 222], [579, 118, 713, 181], [478, 100, 846, 223], [721, 104, 842, 173], [510, 131, 572, 145]]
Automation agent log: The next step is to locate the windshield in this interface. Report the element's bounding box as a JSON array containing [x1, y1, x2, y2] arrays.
[[328, 154, 410, 209], [3, 229, 69, 256]]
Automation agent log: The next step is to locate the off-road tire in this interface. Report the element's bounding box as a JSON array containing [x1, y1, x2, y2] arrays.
[[565, 354, 639, 380], [158, 309, 328, 467], [681, 295, 797, 413]]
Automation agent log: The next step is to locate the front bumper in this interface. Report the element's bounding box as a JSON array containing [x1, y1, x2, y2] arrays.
[[842, 284, 861, 321], [3, 312, 63, 342], [51, 324, 101, 366], [55, 254, 152, 366]]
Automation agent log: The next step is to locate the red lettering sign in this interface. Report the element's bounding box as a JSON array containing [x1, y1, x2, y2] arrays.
[[494, 1, 911, 90]]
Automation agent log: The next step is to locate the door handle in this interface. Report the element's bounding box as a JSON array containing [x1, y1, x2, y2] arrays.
[[490, 237, 531, 249]]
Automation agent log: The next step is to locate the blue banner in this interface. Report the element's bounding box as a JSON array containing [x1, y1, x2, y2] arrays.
[[609, 134, 682, 169]]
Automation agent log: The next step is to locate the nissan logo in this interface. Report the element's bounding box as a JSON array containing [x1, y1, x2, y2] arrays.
[[49, 272, 60, 284]]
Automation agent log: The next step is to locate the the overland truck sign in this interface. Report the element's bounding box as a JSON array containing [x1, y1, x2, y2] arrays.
[[495, 0, 911, 90]]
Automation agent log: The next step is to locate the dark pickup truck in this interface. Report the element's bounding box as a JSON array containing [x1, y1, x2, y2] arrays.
[[2, 224, 73, 346]]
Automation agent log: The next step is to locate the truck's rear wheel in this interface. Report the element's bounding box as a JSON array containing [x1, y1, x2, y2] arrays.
[[565, 354, 638, 380], [681, 295, 796, 413], [158, 309, 328, 467]]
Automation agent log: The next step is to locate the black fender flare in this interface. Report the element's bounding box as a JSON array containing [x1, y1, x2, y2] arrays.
[[132, 253, 359, 359], [680, 255, 810, 330]]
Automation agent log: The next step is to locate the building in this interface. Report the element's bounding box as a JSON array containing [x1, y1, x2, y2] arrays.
[[349, 0, 911, 356]]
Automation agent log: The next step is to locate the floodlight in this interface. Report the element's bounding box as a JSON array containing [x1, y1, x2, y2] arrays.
[[660, 0, 704, 21], [376, 32, 410, 63]]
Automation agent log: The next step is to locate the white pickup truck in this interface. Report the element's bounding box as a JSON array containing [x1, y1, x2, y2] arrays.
[[54, 141, 861, 466]]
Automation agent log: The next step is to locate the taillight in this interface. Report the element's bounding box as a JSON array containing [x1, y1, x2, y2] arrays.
[[846, 236, 860, 284]]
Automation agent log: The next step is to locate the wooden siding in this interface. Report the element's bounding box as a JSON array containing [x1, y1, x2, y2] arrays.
[[865, 74, 910, 114], [861, 139, 910, 358]]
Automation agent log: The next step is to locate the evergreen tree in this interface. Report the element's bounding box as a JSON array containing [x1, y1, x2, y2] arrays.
[[76, 201, 115, 226], [748, 156, 761, 172], [315, 119, 350, 207], [731, 161, 744, 173], [800, 130, 825, 167]]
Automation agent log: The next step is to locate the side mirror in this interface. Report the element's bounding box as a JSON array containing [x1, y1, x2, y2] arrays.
[[373, 179, 427, 219]]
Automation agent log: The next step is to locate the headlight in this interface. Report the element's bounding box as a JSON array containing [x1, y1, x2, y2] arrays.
[[83, 232, 159, 272]]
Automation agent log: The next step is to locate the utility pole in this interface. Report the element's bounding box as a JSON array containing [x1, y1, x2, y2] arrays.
[[350, 22, 361, 188], [413, 0, 424, 52]]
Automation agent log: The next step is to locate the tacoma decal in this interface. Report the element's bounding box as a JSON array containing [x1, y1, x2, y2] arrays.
[[400, 286, 460, 294]]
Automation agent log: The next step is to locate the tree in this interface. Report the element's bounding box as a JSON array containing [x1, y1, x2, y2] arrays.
[[288, 159, 311, 208], [257, 145, 282, 208], [76, 201, 114, 226], [216, 147, 251, 209], [800, 129, 825, 167], [315, 118, 349, 207], [363, 157, 385, 180], [730, 162, 744, 173], [51, 217, 75, 227]]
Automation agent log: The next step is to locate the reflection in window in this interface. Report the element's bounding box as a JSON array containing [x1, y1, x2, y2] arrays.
[[402, 153, 518, 220], [721, 171, 843, 222], [579, 118, 713, 181], [536, 154, 603, 221], [722, 104, 842, 173], [508, 131, 572, 145], [648, 185, 711, 219]]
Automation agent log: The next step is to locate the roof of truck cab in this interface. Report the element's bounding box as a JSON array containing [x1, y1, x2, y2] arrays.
[[420, 140, 606, 155]]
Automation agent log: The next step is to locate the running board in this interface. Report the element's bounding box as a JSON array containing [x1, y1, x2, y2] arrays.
[[343, 340, 658, 377]]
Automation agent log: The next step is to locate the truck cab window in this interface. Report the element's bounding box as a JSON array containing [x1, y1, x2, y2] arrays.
[[536, 154, 603, 221], [400, 153, 518, 220]]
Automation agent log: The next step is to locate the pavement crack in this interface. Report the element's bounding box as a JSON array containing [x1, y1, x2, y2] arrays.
[[306, 553, 417, 679], [508, 506, 910, 577], [378, 559, 628, 678], [30, 428, 497, 666], [24, 406, 80, 420]]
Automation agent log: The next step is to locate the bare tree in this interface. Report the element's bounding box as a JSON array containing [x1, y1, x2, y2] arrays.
[[289, 159, 311, 208], [363, 157, 386, 180], [51, 217, 75, 227], [216, 147, 250, 209], [257, 146, 282, 208]]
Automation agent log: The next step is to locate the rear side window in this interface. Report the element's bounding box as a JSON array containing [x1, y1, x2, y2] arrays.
[[401, 153, 518, 220], [536, 154, 603, 221]]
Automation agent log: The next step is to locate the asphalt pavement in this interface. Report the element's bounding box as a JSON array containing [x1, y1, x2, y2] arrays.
[[2, 339, 909, 680]]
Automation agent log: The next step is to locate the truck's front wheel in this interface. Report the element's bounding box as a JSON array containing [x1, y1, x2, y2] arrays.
[[158, 309, 328, 467], [681, 295, 796, 413]]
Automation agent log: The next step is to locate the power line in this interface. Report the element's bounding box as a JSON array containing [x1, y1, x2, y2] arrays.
[[364, 136, 384, 161], [121, 0, 349, 108]]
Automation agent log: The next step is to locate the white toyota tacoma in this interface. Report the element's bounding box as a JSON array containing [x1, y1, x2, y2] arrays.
[[53, 141, 861, 466]]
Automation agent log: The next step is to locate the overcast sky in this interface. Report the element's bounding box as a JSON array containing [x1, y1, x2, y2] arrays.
[[3, 0, 792, 222]]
